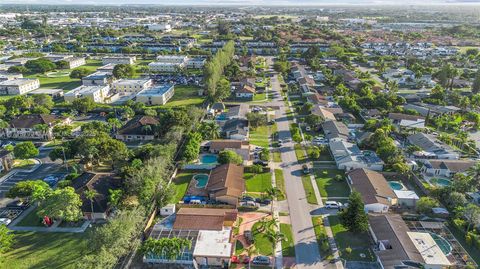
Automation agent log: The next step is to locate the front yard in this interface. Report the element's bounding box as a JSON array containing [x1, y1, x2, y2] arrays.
[[314, 169, 351, 198], [274, 169, 286, 201], [312, 217, 332, 258], [2, 231, 90, 269], [245, 171, 272, 193], [301, 175, 318, 204], [280, 223, 296, 257], [249, 125, 270, 148], [328, 215, 375, 262]]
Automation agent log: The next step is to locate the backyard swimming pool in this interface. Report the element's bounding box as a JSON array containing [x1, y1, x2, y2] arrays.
[[388, 181, 405, 191], [193, 174, 209, 188], [430, 233, 453, 256], [201, 154, 218, 164], [430, 178, 452, 187]]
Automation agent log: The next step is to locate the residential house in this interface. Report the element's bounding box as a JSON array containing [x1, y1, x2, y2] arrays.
[[347, 168, 397, 212], [64, 85, 110, 103], [322, 120, 350, 141], [1, 114, 70, 140], [235, 85, 256, 99], [135, 84, 174, 105], [115, 115, 159, 142], [330, 140, 384, 171], [368, 214, 451, 269], [222, 119, 248, 140], [206, 164, 245, 205], [312, 106, 336, 121], [421, 159, 476, 178], [72, 172, 120, 220], [206, 140, 250, 161], [407, 133, 459, 160], [0, 78, 40, 95], [388, 113, 425, 129]]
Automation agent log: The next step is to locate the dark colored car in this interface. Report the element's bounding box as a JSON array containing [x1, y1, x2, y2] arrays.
[[252, 256, 270, 265], [302, 164, 309, 174]]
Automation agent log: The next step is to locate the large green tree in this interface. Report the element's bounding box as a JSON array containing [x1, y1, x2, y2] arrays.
[[339, 191, 368, 233], [218, 150, 243, 165], [13, 141, 39, 159], [113, 64, 135, 79], [37, 187, 83, 222], [0, 224, 14, 253]]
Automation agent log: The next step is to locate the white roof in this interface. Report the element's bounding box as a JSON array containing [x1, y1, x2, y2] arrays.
[[112, 79, 151, 86], [407, 232, 450, 266], [0, 78, 38, 86], [393, 190, 419, 200], [193, 229, 232, 258]]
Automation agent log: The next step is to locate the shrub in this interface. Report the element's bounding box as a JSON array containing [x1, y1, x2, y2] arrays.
[[345, 247, 352, 254]]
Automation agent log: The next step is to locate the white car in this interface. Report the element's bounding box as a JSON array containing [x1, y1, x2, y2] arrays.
[[325, 201, 343, 209], [0, 218, 12, 226]]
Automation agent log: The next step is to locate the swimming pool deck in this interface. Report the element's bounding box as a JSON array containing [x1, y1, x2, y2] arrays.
[[185, 174, 209, 197]]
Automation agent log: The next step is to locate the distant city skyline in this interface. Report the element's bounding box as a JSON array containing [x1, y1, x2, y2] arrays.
[[4, 0, 480, 5]]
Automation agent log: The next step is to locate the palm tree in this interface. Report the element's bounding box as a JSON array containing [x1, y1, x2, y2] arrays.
[[141, 125, 153, 135], [265, 229, 286, 269], [468, 163, 480, 189], [264, 187, 282, 214], [84, 189, 98, 221]]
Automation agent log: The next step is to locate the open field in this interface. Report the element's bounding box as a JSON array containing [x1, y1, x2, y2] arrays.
[[314, 169, 350, 198], [163, 85, 204, 108], [245, 171, 272, 193]]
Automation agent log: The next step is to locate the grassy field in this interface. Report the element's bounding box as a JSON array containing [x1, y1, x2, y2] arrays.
[[301, 175, 317, 204], [280, 223, 296, 257], [249, 125, 270, 148], [1, 231, 90, 269], [172, 172, 193, 203], [312, 216, 332, 258], [163, 85, 204, 108], [26, 73, 81, 91], [294, 144, 308, 163], [328, 215, 375, 262], [274, 169, 286, 201], [13, 159, 35, 169], [272, 150, 282, 162], [314, 169, 351, 198], [245, 172, 272, 193]]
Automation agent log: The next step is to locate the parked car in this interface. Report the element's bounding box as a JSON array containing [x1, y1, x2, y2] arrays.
[[253, 160, 269, 167], [239, 201, 258, 207], [252, 256, 270, 265], [241, 195, 255, 202], [6, 200, 31, 210], [325, 201, 343, 209], [0, 218, 12, 226]]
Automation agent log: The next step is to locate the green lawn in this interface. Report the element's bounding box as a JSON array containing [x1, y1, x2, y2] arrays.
[[82, 59, 103, 72], [314, 169, 351, 198], [172, 172, 193, 203], [274, 169, 286, 201], [26, 73, 81, 91], [253, 92, 267, 102], [15, 209, 44, 227], [245, 172, 272, 193], [252, 222, 274, 256], [301, 175, 317, 204], [249, 125, 270, 148], [1, 231, 90, 269], [163, 85, 204, 107], [328, 215, 375, 262], [294, 144, 308, 163], [280, 223, 295, 257], [13, 159, 35, 169], [312, 217, 332, 258], [272, 150, 282, 162]]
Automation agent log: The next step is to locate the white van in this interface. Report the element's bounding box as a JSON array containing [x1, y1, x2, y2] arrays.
[[325, 201, 342, 209]]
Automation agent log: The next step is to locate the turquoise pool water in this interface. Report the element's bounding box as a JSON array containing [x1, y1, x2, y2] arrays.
[[431, 178, 452, 187], [430, 233, 452, 255], [388, 181, 405, 191], [193, 174, 209, 188], [201, 154, 218, 164]]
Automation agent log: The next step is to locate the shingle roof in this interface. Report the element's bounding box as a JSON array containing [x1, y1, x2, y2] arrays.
[[322, 120, 349, 140], [72, 172, 120, 214], [369, 214, 424, 268], [388, 113, 425, 121], [210, 140, 244, 151], [9, 114, 63, 129], [117, 115, 159, 135], [348, 168, 396, 205], [426, 159, 476, 173], [207, 164, 245, 198]]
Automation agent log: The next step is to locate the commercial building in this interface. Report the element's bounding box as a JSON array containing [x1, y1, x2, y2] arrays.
[[111, 79, 153, 94], [0, 78, 40, 95], [102, 56, 136, 65], [135, 84, 174, 105], [64, 85, 110, 103]]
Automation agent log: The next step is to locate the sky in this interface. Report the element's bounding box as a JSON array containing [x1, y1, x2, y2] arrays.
[[3, 0, 480, 5]]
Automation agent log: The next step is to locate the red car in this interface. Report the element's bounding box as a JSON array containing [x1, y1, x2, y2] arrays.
[[231, 255, 250, 264]]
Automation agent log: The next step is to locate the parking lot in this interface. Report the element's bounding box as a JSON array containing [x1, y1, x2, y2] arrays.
[[0, 163, 68, 199]]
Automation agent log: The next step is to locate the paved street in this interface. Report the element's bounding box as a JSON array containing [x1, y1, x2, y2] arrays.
[[269, 74, 323, 269]]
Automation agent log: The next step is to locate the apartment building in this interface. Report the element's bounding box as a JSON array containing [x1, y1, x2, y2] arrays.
[[102, 56, 136, 65], [0, 78, 40, 95], [135, 84, 174, 105], [64, 85, 110, 103], [111, 79, 153, 94]]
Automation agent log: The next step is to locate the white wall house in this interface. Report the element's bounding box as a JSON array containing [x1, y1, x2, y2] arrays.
[[148, 61, 186, 73], [111, 79, 153, 94], [102, 56, 136, 65], [135, 84, 174, 105], [82, 71, 112, 86], [65, 85, 110, 103], [0, 78, 40, 95]]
